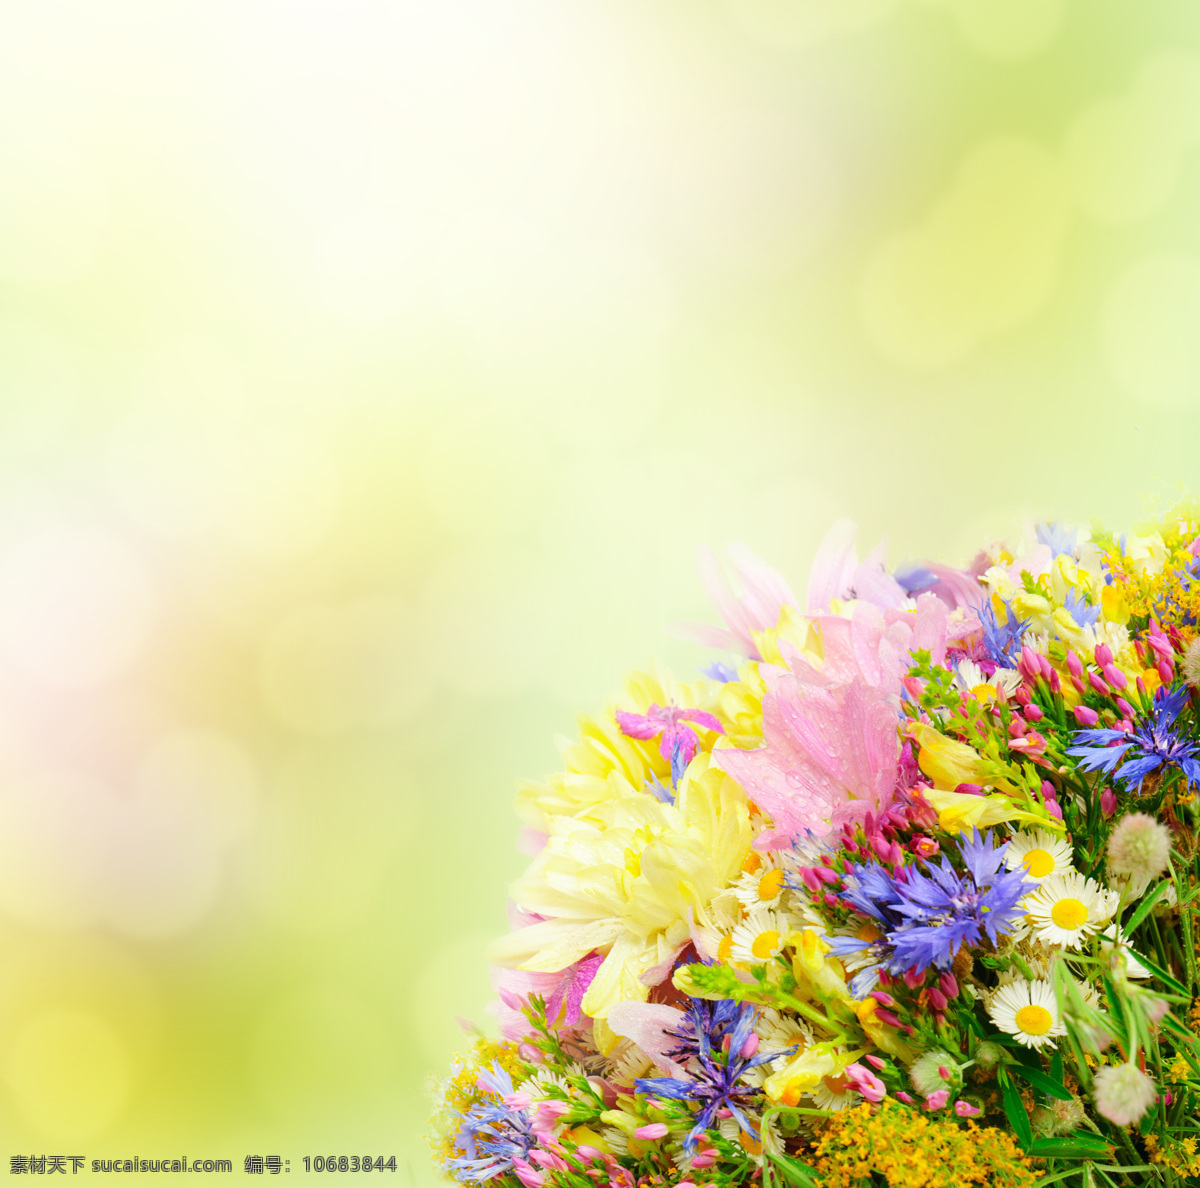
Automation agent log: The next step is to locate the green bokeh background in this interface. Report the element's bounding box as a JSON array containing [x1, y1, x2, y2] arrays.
[[0, 0, 1198, 1180]]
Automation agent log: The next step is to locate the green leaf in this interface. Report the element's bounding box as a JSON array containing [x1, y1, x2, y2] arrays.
[[1008, 1063, 1073, 1102], [999, 1068, 1033, 1149], [1126, 949, 1188, 996], [765, 1153, 822, 1188], [1123, 879, 1170, 936], [1029, 1135, 1114, 1160]]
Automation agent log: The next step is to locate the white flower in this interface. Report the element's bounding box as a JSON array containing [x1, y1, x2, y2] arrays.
[[954, 660, 1021, 705], [1023, 871, 1120, 949], [729, 909, 790, 964], [732, 854, 788, 912], [986, 978, 1066, 1049], [1003, 829, 1075, 881]]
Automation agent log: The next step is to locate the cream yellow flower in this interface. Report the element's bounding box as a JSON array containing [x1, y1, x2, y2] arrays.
[[490, 756, 753, 1026]]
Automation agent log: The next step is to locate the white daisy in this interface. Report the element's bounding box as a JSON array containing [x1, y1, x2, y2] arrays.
[[1003, 829, 1075, 881], [1100, 925, 1152, 979], [986, 978, 1066, 1049], [729, 909, 790, 964], [732, 854, 788, 912], [1024, 871, 1120, 949], [955, 659, 1022, 704], [810, 1070, 858, 1111], [743, 1008, 813, 1088]]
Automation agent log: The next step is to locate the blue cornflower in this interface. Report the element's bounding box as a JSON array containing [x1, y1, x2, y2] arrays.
[[447, 1063, 538, 1183], [1062, 587, 1100, 628], [702, 660, 739, 683], [1036, 521, 1079, 558], [1067, 684, 1200, 791], [978, 598, 1028, 668], [636, 1002, 786, 1152], [830, 830, 1032, 997], [893, 563, 938, 596]]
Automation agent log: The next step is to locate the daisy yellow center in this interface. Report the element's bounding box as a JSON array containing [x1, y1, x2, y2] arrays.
[[743, 853, 762, 874], [757, 869, 786, 901], [970, 682, 998, 702], [1015, 1004, 1053, 1036], [1051, 897, 1089, 930], [1022, 848, 1056, 878], [717, 934, 734, 963], [752, 930, 780, 958]]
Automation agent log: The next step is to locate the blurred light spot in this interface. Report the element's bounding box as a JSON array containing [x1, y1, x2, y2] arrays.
[[719, 0, 898, 46], [0, 320, 79, 455], [312, 206, 424, 324], [920, 0, 1067, 60], [0, 524, 154, 688], [6, 1010, 131, 1141], [249, 987, 391, 1121], [1103, 254, 1200, 409], [411, 933, 497, 1067], [244, 757, 405, 933], [1066, 52, 1200, 224], [861, 137, 1070, 369], [108, 336, 338, 559], [0, 129, 106, 287], [259, 598, 428, 733], [136, 729, 258, 846]]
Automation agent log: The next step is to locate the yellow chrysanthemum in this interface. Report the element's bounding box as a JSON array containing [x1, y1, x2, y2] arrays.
[[490, 755, 753, 1027]]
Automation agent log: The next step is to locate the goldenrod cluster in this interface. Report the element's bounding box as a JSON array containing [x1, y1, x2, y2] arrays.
[[1145, 1133, 1200, 1177], [810, 1103, 1037, 1188], [427, 1038, 526, 1167]]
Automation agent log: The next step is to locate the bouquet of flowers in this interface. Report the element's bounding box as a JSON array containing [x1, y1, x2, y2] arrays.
[[429, 504, 1200, 1188]]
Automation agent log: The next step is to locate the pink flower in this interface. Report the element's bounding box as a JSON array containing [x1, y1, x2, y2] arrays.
[[633, 1124, 668, 1140], [683, 543, 800, 659], [845, 1062, 886, 1103], [954, 1100, 982, 1117], [615, 703, 723, 782], [923, 1090, 949, 1111]]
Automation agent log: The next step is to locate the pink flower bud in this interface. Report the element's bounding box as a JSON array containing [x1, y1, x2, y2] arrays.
[[799, 868, 821, 893], [1089, 671, 1112, 696], [923, 1090, 949, 1111], [1103, 664, 1127, 690], [928, 989, 948, 1012], [1095, 642, 1113, 667], [1046, 799, 1063, 820], [1038, 652, 1054, 680], [903, 968, 924, 990], [865, 1054, 886, 1070], [575, 1146, 601, 1161], [871, 990, 896, 1007], [1158, 659, 1174, 684], [1100, 789, 1117, 817], [1073, 705, 1099, 726], [690, 1156, 716, 1170], [1072, 675, 1087, 695], [1066, 650, 1083, 677], [938, 971, 958, 999], [634, 1124, 668, 1140], [954, 782, 983, 796], [1116, 697, 1134, 717], [895, 1091, 914, 1104], [740, 1033, 759, 1059], [504, 1092, 533, 1111], [815, 866, 839, 885], [1049, 669, 1061, 693], [1025, 703, 1043, 722], [875, 1008, 901, 1028], [912, 836, 939, 859], [954, 1100, 982, 1117]]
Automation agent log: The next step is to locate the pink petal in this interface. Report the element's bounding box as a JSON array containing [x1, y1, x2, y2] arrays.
[[605, 1001, 688, 1076], [615, 710, 660, 740]]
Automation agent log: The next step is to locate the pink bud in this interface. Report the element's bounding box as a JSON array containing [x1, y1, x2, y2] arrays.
[[1158, 659, 1174, 684], [938, 971, 959, 1000], [716, 1107, 732, 1119], [954, 1100, 982, 1117], [1116, 697, 1134, 718], [1049, 669, 1061, 693], [1100, 789, 1117, 817], [912, 836, 939, 859], [1094, 642, 1113, 667], [1073, 705, 1099, 726], [871, 990, 896, 1007], [865, 1054, 886, 1070], [1014, 686, 1031, 706], [799, 868, 822, 893], [1025, 703, 1043, 722], [903, 968, 924, 990], [823, 892, 839, 907], [923, 1090, 950, 1111], [513, 1160, 546, 1188], [1066, 650, 1083, 677], [928, 989, 948, 1012], [937, 1065, 950, 1080], [504, 1092, 533, 1111], [895, 1091, 914, 1104], [875, 1008, 901, 1028], [1103, 664, 1127, 690], [575, 1146, 601, 1161], [518, 1043, 543, 1064], [740, 1033, 759, 1059], [954, 782, 983, 796], [1089, 671, 1112, 696], [1045, 799, 1063, 820], [1038, 652, 1054, 680], [634, 1124, 668, 1140], [1072, 675, 1087, 695], [1136, 675, 1147, 696], [690, 1156, 716, 1170], [815, 866, 839, 885]]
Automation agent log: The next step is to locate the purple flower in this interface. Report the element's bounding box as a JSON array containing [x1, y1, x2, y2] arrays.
[[448, 1063, 538, 1183], [1067, 685, 1200, 791], [831, 830, 1031, 995], [635, 1002, 785, 1152]]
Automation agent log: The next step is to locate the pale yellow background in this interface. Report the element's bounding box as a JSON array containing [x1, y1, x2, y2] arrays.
[[0, 0, 1197, 1183]]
